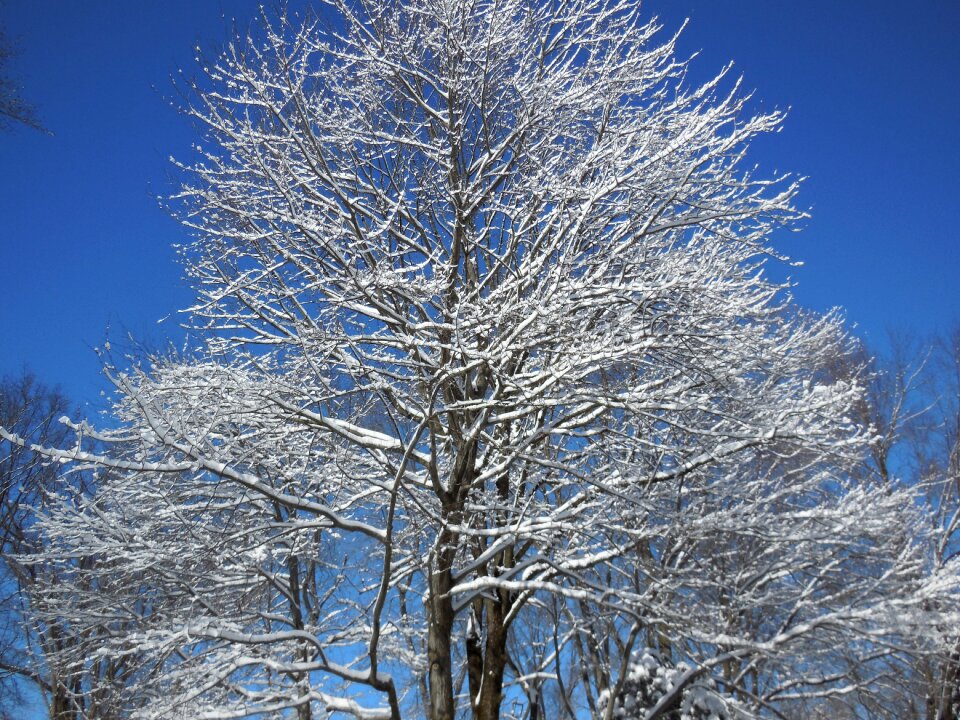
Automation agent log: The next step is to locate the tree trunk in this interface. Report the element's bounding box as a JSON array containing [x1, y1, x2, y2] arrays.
[[936, 642, 960, 720], [427, 537, 456, 720], [51, 679, 72, 720], [465, 594, 509, 720], [476, 603, 507, 720], [466, 605, 484, 714]]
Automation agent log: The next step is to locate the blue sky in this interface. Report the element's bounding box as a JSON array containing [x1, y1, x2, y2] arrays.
[[1, 0, 958, 408]]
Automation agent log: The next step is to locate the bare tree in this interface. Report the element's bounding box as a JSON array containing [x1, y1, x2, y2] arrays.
[[3, 1, 958, 718], [0, 23, 43, 133], [0, 374, 147, 720], [0, 373, 76, 719], [923, 328, 960, 720], [835, 329, 960, 720]]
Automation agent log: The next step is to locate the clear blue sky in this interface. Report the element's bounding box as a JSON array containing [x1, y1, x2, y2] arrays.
[[1, 0, 958, 408]]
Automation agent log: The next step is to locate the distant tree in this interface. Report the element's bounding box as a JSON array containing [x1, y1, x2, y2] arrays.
[[0, 25, 42, 132], [920, 328, 960, 720], [837, 329, 960, 720], [0, 373, 144, 720], [3, 1, 958, 719], [0, 372, 72, 719]]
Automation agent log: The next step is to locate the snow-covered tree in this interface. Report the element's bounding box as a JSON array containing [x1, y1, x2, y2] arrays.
[[926, 329, 960, 720], [597, 651, 747, 720], [849, 329, 960, 719], [0, 374, 136, 720], [3, 1, 958, 718], [0, 373, 72, 718]]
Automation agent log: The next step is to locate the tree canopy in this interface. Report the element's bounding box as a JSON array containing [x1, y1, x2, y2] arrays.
[[2, 1, 958, 719]]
